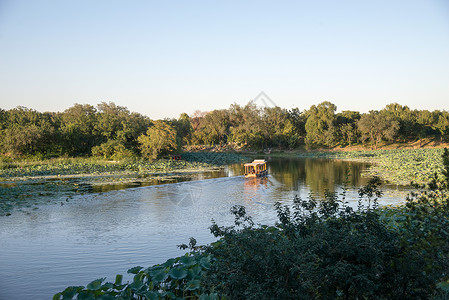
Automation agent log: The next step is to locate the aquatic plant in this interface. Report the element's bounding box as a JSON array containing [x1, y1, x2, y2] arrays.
[[298, 148, 446, 185], [53, 253, 217, 300], [181, 152, 248, 166]]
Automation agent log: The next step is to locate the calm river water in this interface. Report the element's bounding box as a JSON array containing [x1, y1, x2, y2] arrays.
[[0, 157, 408, 299]]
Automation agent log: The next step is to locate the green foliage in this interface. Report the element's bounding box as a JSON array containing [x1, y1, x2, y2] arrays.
[[358, 111, 400, 149], [91, 140, 136, 160], [171, 113, 193, 146], [304, 101, 338, 148], [53, 253, 218, 300], [0, 107, 59, 157], [325, 148, 446, 185], [203, 175, 449, 299], [138, 121, 178, 160], [336, 110, 360, 146], [1, 101, 448, 154], [181, 152, 248, 166]]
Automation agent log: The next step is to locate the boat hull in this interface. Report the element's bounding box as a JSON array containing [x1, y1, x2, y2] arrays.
[[244, 170, 268, 178]]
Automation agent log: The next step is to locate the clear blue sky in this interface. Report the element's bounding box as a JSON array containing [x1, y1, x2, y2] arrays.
[[1, 0, 448, 119]]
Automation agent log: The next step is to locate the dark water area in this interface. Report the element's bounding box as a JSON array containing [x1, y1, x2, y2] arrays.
[[0, 157, 408, 299]]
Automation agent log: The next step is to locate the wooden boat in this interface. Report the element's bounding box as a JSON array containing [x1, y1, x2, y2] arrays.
[[244, 160, 268, 178]]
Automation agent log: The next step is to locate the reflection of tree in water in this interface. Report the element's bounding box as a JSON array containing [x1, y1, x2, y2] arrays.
[[269, 157, 370, 197]]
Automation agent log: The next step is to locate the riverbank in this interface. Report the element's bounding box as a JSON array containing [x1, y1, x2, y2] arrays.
[[1, 145, 447, 216]]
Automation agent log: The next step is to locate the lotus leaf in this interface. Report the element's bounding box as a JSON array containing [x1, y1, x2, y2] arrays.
[[168, 267, 188, 280], [86, 278, 105, 291]]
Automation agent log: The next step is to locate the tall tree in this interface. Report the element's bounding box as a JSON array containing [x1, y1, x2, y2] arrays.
[[138, 121, 177, 159], [357, 111, 400, 149], [304, 101, 338, 148], [95, 102, 130, 141], [0, 107, 58, 156], [383, 103, 416, 141], [60, 104, 98, 155], [336, 110, 361, 146], [228, 102, 264, 148], [170, 113, 193, 146], [436, 112, 449, 142]]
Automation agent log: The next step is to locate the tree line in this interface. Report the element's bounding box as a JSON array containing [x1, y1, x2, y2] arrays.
[[1, 101, 449, 159]]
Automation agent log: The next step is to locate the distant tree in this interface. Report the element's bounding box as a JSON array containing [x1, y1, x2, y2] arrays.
[[190, 110, 207, 131], [357, 111, 400, 149], [414, 110, 440, 143], [115, 112, 151, 151], [382, 103, 417, 141], [171, 113, 193, 146], [138, 121, 177, 159], [95, 102, 130, 141], [304, 101, 338, 148], [91, 139, 135, 160], [60, 104, 98, 155], [436, 112, 449, 142], [0, 107, 58, 156], [336, 110, 361, 146], [228, 102, 264, 148], [261, 106, 303, 149], [0, 109, 6, 130], [192, 109, 230, 145], [287, 108, 306, 136]]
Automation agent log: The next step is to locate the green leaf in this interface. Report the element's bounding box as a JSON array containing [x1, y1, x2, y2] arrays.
[[185, 279, 201, 291], [150, 268, 167, 282], [60, 286, 84, 299], [190, 265, 202, 276], [100, 282, 113, 291], [162, 258, 177, 268], [86, 278, 105, 291], [180, 255, 197, 267], [200, 257, 211, 269], [76, 290, 95, 300], [52, 292, 62, 300], [114, 274, 123, 286], [127, 266, 143, 274], [168, 267, 188, 280], [144, 291, 160, 300], [186, 269, 195, 281], [128, 280, 144, 291]]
